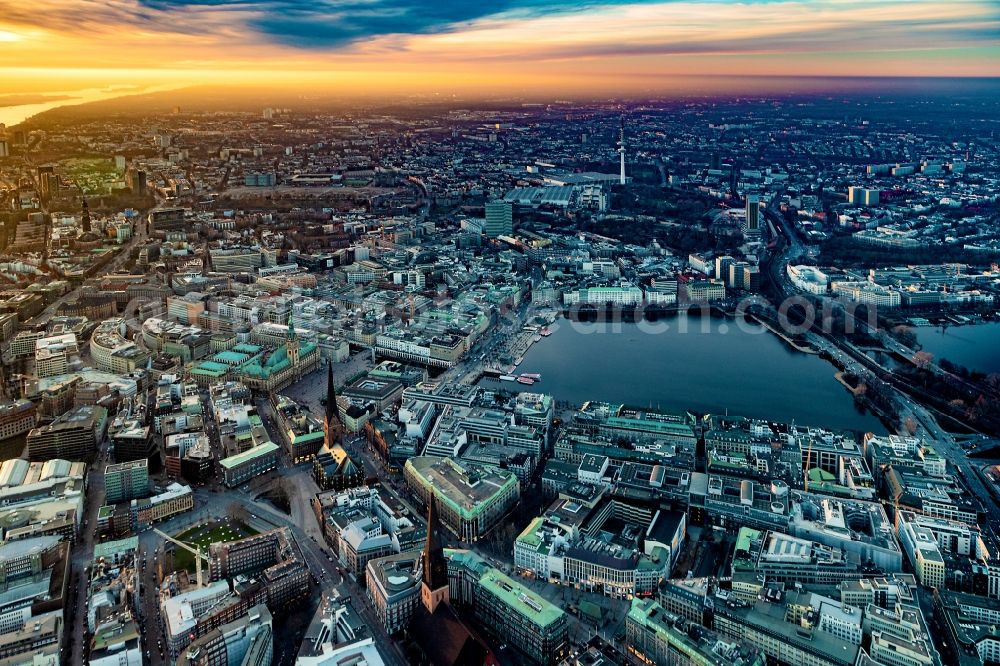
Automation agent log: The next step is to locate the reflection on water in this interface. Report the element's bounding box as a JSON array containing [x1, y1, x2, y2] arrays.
[[483, 314, 883, 433], [917, 322, 1000, 375], [0, 85, 176, 126]]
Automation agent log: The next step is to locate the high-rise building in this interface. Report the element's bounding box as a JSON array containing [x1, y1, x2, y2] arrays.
[[743, 195, 761, 238], [104, 459, 150, 504], [714, 255, 735, 281], [848, 186, 880, 206], [38, 168, 59, 199], [618, 114, 627, 185], [483, 201, 513, 238], [0, 140, 8, 158], [126, 169, 147, 195]]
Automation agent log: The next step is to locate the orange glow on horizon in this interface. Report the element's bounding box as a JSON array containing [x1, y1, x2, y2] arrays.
[[0, 0, 997, 97]]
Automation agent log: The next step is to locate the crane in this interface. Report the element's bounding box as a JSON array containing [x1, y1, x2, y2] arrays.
[[153, 528, 210, 588]]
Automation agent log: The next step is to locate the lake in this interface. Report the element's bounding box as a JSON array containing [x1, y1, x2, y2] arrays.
[[482, 313, 884, 434], [0, 85, 177, 126], [917, 322, 1000, 376]]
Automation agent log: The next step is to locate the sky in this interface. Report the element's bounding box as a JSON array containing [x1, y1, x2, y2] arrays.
[[0, 0, 998, 97]]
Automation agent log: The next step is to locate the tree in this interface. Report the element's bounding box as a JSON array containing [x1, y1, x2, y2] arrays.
[[892, 325, 918, 349], [227, 502, 250, 525], [903, 416, 918, 436], [912, 351, 935, 370]]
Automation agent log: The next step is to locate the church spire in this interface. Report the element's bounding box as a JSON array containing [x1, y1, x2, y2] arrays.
[[81, 197, 91, 233], [325, 363, 339, 429], [323, 363, 341, 450], [202, 240, 212, 276], [286, 310, 301, 381], [422, 495, 449, 595]]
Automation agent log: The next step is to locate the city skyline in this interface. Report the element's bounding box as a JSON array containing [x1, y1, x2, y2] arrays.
[[1, 0, 999, 97]]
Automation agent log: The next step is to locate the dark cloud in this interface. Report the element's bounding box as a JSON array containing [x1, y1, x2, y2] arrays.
[[136, 0, 656, 48]]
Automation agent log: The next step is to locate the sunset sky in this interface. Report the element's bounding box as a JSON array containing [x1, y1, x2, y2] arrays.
[[0, 0, 998, 96]]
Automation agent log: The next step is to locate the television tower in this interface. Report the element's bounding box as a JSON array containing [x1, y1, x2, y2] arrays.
[[618, 114, 626, 185]]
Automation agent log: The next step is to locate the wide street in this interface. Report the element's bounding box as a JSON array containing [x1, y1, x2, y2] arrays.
[[65, 433, 114, 664]]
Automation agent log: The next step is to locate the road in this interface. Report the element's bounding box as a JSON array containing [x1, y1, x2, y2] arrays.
[[66, 436, 112, 664], [765, 202, 1000, 524], [30, 212, 150, 329]]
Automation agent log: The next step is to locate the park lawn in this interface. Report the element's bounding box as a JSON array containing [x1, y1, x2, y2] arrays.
[[173, 520, 259, 573], [61, 158, 121, 195]]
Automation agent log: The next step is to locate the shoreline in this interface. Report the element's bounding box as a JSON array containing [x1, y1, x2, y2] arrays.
[[0, 85, 181, 127]]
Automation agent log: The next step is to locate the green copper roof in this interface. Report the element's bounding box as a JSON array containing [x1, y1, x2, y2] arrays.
[[219, 441, 278, 469], [478, 567, 565, 628]]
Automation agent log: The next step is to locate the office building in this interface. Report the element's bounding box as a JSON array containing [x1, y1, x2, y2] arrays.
[[178, 604, 273, 666], [25, 405, 107, 461], [206, 527, 309, 610], [713, 590, 861, 666], [441, 548, 569, 666], [104, 459, 150, 504], [862, 603, 939, 666], [483, 201, 513, 238], [34, 332, 78, 378], [366, 551, 422, 635], [742, 195, 761, 238], [128, 482, 194, 531], [474, 567, 569, 665], [404, 456, 519, 542], [732, 528, 869, 589], [935, 589, 1000, 666], [219, 441, 279, 487], [626, 597, 766, 666], [848, 187, 880, 206], [0, 400, 36, 442], [897, 519, 946, 590], [0, 610, 63, 661], [515, 489, 683, 598]]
